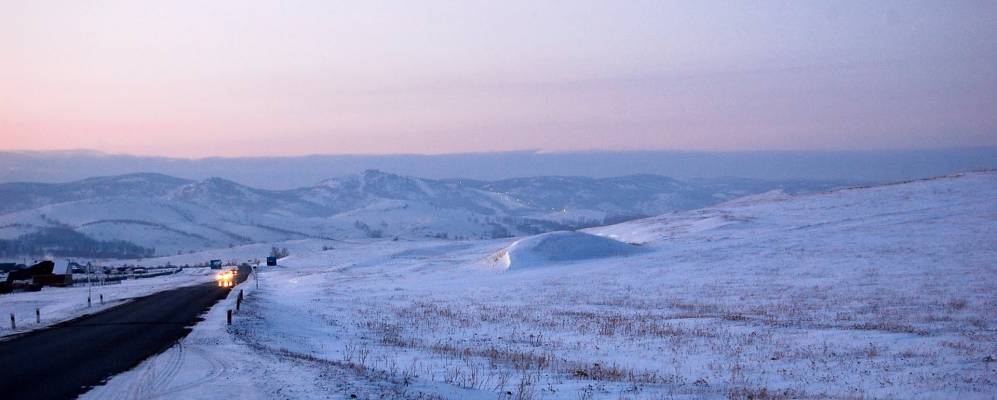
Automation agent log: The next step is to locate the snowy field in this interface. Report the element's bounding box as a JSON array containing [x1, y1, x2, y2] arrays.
[[86, 172, 996, 399], [0, 268, 217, 339]]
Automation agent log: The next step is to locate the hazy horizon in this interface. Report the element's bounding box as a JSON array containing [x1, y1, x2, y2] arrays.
[[4, 1, 997, 157], [3, 147, 995, 189]]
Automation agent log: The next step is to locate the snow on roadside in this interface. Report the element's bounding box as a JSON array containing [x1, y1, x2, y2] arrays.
[[0, 268, 216, 339], [80, 275, 266, 400]]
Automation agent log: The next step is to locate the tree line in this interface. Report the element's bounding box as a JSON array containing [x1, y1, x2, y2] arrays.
[[0, 227, 155, 259]]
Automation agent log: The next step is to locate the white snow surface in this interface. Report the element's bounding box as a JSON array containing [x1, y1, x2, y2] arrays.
[[492, 231, 644, 270], [67, 172, 997, 399]]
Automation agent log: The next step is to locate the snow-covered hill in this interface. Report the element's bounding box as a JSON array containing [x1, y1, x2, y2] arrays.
[[79, 171, 997, 399], [0, 170, 842, 256]]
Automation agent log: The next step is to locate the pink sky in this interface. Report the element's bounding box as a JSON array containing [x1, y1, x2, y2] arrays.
[[2, 1, 996, 157]]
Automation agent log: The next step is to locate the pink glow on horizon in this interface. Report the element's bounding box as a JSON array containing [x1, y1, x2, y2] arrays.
[[2, 1, 996, 157]]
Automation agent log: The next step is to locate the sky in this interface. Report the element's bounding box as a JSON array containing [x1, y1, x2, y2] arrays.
[[1, 0, 996, 158]]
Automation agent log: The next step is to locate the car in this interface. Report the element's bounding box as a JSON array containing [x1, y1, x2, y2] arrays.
[[215, 269, 237, 287]]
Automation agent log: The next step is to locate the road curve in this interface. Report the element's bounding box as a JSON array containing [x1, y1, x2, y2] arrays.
[[0, 266, 250, 400]]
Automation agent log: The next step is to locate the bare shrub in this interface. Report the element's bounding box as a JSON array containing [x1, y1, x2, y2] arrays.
[[947, 298, 969, 311]]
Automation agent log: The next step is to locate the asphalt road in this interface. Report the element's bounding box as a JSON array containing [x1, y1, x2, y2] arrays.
[[0, 266, 251, 400]]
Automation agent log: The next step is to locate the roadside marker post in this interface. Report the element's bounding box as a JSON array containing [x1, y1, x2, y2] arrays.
[[36, 308, 40, 324], [87, 262, 94, 306], [227, 309, 232, 325], [100, 294, 104, 305], [9, 313, 14, 330]]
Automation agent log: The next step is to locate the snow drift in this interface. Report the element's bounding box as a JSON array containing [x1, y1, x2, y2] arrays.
[[492, 231, 642, 270]]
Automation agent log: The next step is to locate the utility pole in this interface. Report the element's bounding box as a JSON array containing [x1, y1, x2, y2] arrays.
[[87, 263, 93, 307]]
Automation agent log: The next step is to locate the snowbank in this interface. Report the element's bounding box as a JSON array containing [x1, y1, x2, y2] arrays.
[[492, 231, 642, 270]]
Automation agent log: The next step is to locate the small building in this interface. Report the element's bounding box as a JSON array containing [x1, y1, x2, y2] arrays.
[[34, 260, 73, 287]]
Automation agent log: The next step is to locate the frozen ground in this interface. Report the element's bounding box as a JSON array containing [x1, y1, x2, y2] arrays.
[[0, 268, 216, 339], [86, 172, 996, 399]]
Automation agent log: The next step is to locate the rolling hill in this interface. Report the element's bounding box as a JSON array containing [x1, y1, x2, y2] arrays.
[[0, 170, 842, 257]]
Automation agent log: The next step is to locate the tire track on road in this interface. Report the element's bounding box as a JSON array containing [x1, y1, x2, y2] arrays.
[[0, 266, 251, 400]]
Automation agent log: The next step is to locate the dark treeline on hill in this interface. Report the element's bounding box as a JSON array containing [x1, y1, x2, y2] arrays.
[[0, 227, 154, 259]]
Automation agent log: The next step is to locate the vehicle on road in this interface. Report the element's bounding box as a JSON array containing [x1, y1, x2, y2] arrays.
[[216, 268, 237, 287]]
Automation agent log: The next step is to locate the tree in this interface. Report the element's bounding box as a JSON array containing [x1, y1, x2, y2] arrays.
[[270, 246, 290, 258]]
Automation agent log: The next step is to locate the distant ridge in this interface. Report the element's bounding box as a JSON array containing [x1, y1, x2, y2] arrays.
[[2, 148, 994, 189], [0, 171, 841, 257]]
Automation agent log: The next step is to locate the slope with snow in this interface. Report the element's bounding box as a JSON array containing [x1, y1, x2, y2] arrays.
[[80, 171, 997, 399]]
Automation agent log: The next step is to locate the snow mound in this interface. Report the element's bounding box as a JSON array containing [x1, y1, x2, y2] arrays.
[[492, 231, 642, 270]]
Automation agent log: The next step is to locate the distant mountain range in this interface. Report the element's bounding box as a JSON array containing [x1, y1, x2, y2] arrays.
[[0, 170, 846, 257], [3, 149, 995, 190]]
